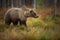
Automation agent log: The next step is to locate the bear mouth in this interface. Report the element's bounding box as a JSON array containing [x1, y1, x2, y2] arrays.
[[34, 16, 39, 18]]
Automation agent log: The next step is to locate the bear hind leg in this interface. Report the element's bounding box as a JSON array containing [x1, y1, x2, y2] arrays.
[[5, 20, 11, 25]]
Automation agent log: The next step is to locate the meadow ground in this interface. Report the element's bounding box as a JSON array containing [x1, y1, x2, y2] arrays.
[[0, 7, 60, 40]]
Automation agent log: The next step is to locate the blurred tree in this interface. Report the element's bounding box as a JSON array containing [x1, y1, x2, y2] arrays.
[[11, 0, 13, 8], [0, 0, 2, 8], [18, 0, 22, 7], [34, 0, 36, 9], [44, 0, 54, 6], [57, 0, 60, 6], [53, 0, 57, 19]]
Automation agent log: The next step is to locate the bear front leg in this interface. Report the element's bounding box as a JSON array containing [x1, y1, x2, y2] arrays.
[[20, 20, 30, 32], [20, 20, 27, 26]]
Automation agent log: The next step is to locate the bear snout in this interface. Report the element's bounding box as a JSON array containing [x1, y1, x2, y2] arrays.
[[34, 15, 39, 18]]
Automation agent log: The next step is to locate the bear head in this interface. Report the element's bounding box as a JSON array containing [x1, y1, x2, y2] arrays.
[[24, 9, 38, 18]]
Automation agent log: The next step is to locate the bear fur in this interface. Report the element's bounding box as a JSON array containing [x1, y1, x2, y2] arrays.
[[4, 8, 38, 26]]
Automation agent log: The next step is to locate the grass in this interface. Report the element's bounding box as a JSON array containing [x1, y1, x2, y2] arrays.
[[0, 16, 60, 40]]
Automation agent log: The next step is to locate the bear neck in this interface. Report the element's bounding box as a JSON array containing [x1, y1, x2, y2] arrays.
[[24, 11, 31, 18]]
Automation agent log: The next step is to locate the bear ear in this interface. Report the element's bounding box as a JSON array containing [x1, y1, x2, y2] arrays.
[[30, 9, 37, 13]]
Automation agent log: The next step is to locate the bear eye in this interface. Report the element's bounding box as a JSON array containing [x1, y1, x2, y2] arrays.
[[30, 10, 33, 13]]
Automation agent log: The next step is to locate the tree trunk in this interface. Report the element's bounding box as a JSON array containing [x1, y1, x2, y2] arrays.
[[34, 0, 36, 10], [11, 0, 13, 8], [54, 0, 57, 16]]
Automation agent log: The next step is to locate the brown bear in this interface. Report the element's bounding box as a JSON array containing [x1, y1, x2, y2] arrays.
[[4, 8, 38, 26]]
